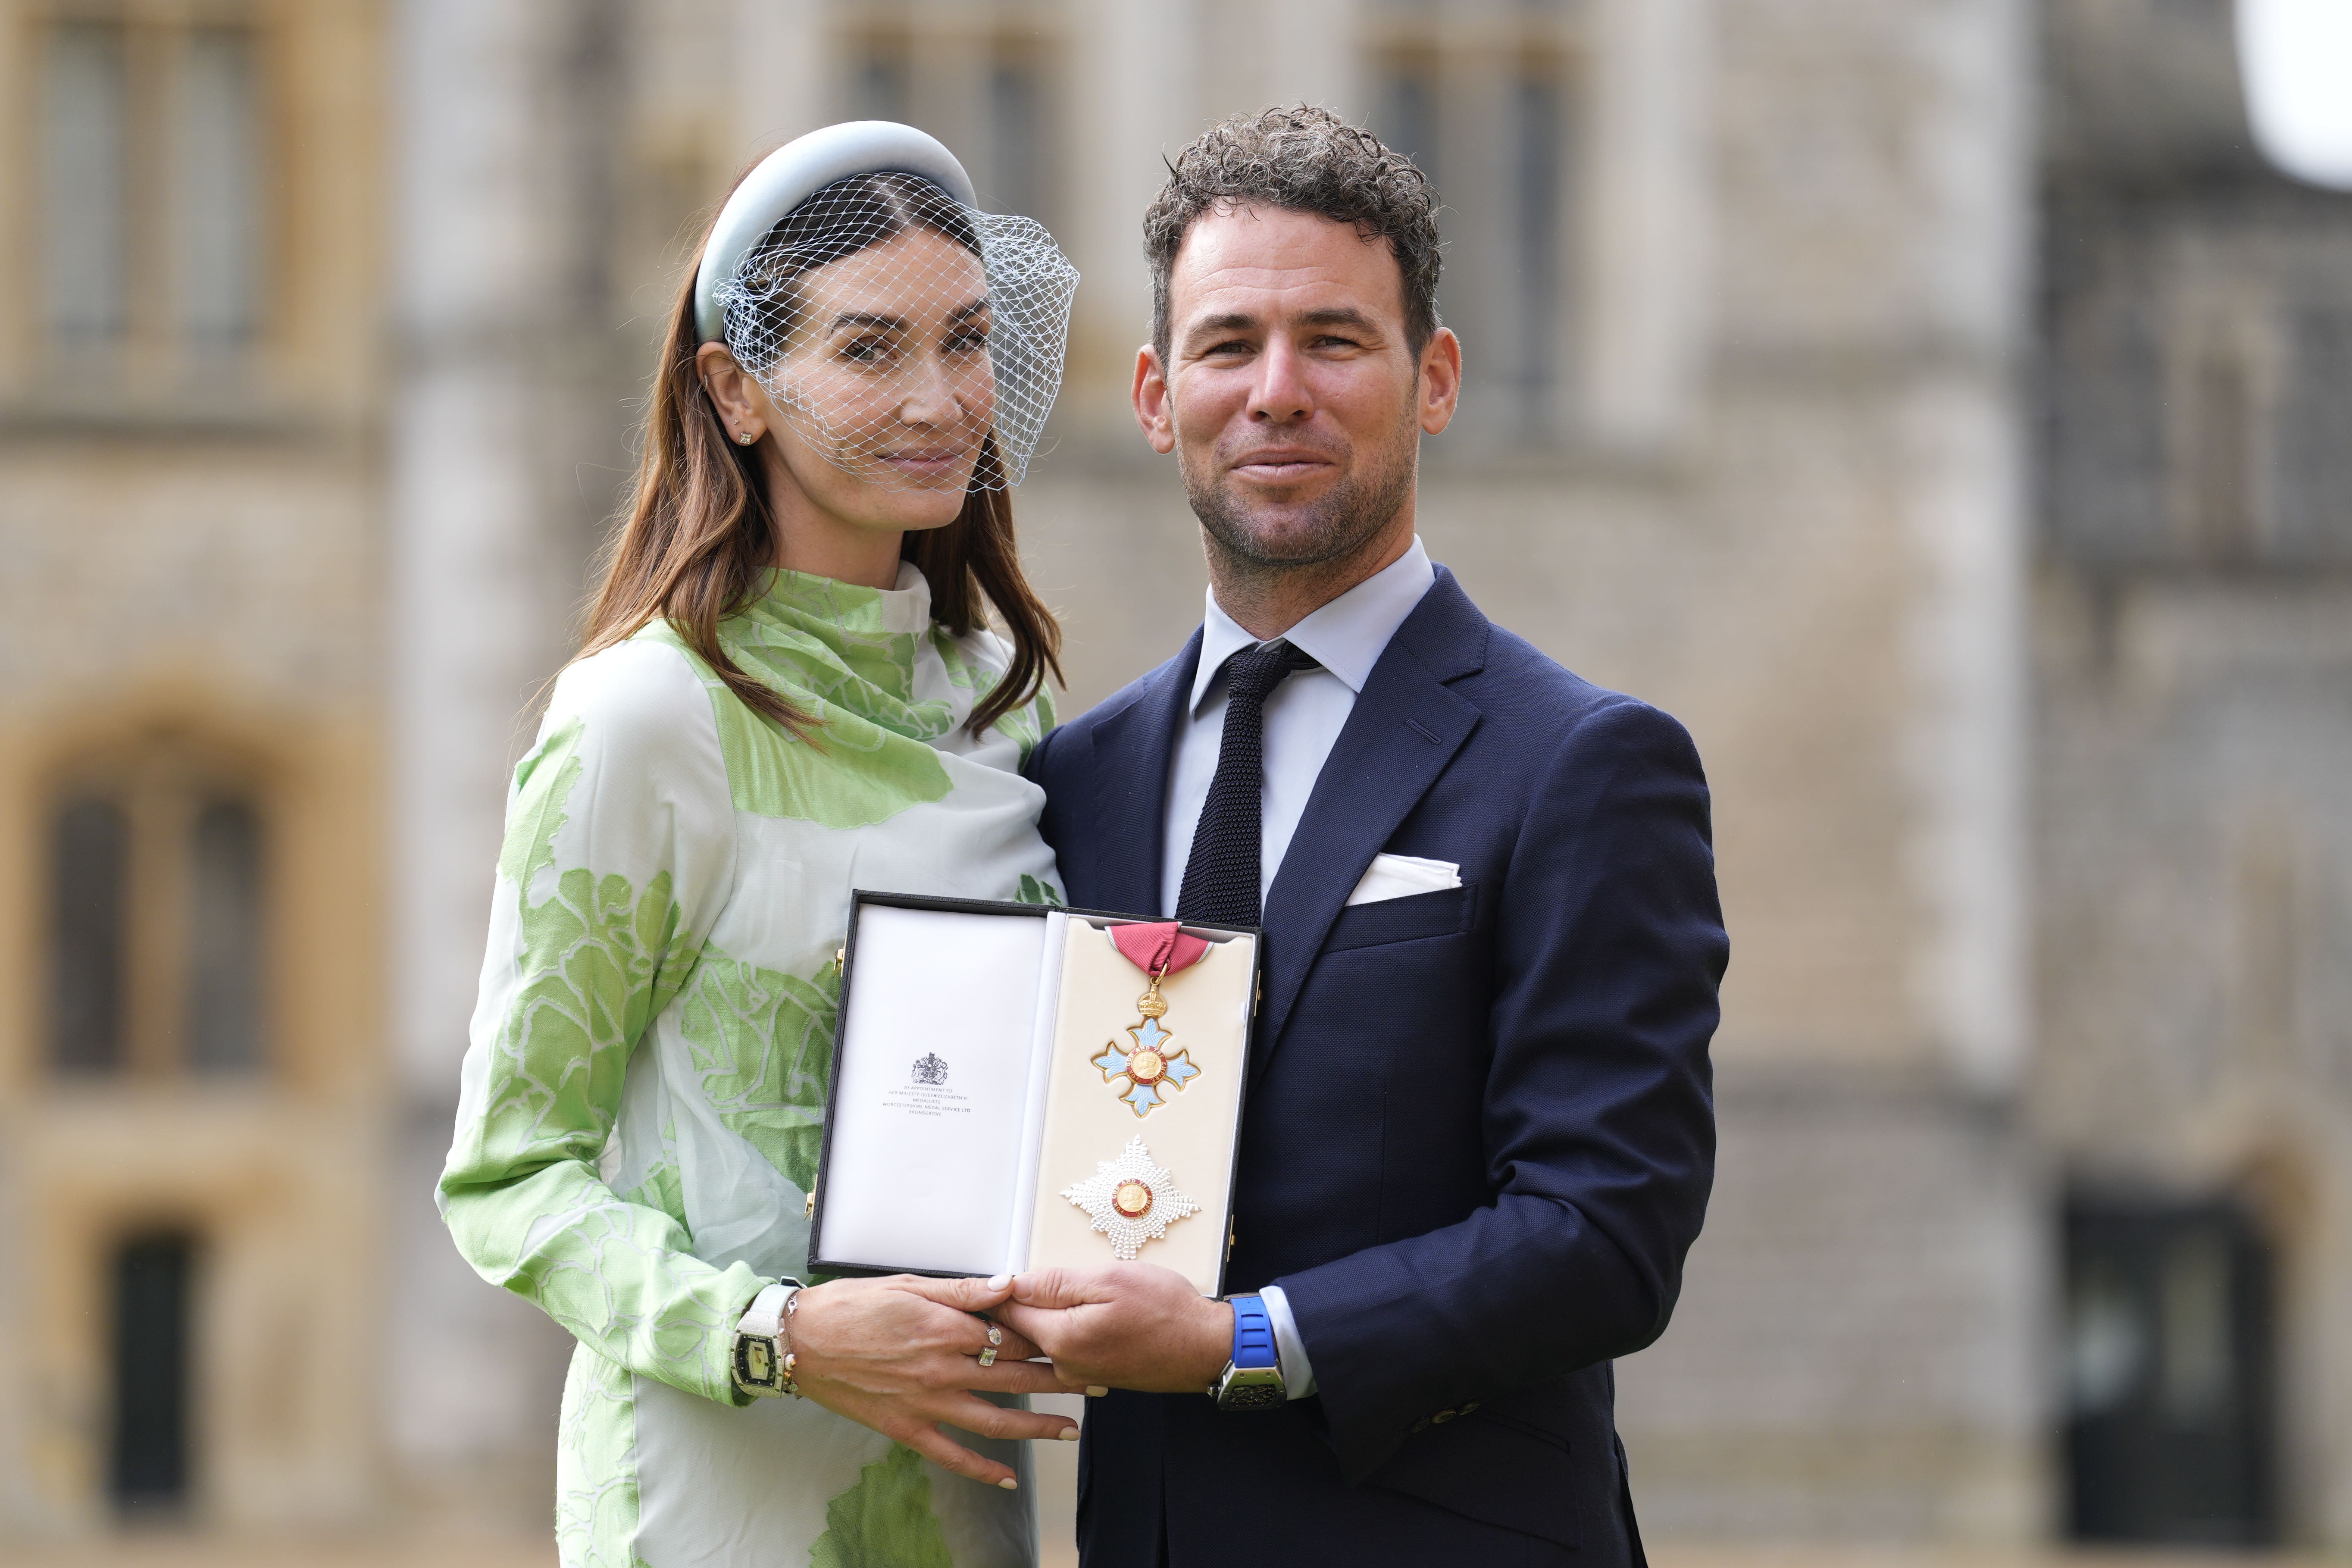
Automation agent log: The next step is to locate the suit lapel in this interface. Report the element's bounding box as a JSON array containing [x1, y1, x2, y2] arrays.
[[1252, 572, 1488, 1080], [1083, 630, 1201, 917]]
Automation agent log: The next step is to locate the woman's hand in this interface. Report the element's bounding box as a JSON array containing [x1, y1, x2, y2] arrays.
[[787, 1273, 1077, 1488]]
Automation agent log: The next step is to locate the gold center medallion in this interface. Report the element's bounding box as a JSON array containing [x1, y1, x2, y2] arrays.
[[1113, 1180, 1154, 1218], [1128, 1049, 1166, 1084]]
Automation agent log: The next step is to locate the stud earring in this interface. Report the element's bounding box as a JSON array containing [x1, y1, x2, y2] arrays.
[[737, 431, 756, 445]]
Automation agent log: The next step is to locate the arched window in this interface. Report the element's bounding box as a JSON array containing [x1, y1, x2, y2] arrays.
[[47, 739, 269, 1076]]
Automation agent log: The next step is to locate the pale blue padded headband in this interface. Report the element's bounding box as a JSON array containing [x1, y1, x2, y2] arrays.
[[692, 120, 977, 343]]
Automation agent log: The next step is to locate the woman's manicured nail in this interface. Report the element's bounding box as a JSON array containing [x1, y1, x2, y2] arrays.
[[986, 1274, 1011, 1291], [1086, 1386, 1109, 1398], [997, 1477, 1020, 1490], [1059, 1426, 1080, 1440]]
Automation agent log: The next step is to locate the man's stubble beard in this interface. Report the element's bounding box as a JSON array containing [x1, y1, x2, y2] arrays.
[[1180, 404, 1420, 585]]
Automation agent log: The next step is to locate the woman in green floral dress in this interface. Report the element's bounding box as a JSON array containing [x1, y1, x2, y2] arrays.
[[439, 126, 1085, 1567]]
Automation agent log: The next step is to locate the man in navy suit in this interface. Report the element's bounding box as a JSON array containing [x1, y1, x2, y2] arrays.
[[998, 106, 1726, 1567]]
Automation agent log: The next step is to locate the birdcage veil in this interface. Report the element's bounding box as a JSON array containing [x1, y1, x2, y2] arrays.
[[694, 122, 1078, 494]]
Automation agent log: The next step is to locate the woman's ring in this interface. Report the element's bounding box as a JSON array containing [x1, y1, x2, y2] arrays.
[[978, 1345, 999, 1367], [986, 1323, 1004, 1348]]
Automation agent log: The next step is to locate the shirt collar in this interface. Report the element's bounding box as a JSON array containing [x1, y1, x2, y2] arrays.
[[1187, 536, 1437, 716]]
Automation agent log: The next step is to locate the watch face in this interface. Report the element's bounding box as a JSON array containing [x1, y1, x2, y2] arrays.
[[735, 1336, 781, 1390]]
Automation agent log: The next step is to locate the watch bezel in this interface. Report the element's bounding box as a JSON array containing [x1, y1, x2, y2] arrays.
[[1213, 1361, 1286, 1410], [733, 1332, 788, 1394]]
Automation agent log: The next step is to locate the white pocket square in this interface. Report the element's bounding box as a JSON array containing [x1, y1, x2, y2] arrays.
[[1346, 853, 1462, 907]]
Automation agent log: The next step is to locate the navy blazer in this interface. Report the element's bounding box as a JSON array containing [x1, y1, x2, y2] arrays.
[[1026, 568, 1726, 1568]]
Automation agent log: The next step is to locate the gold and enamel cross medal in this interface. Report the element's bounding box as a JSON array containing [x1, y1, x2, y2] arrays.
[[1091, 967, 1203, 1117], [1093, 922, 1213, 1117]]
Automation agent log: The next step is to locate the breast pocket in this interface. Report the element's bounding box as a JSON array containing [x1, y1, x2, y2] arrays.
[[1323, 883, 1476, 952]]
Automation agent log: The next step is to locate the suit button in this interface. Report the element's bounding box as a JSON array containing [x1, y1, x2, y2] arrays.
[[1460, 1402, 1480, 1415], [1410, 1418, 1429, 1433], [1432, 1408, 1457, 1424]]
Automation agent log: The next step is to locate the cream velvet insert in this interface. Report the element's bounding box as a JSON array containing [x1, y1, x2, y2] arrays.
[[1025, 919, 1254, 1294], [814, 901, 1256, 1294]]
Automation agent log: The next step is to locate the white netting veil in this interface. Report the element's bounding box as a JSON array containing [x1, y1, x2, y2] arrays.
[[713, 172, 1078, 493]]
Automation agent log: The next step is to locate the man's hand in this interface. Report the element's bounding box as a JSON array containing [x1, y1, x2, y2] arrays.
[[788, 1273, 1075, 1488], [993, 1264, 1233, 1393]]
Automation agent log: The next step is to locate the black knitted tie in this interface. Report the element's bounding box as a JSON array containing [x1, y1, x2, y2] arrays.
[[1175, 640, 1318, 927]]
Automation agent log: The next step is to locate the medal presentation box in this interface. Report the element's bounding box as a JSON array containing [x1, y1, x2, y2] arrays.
[[808, 892, 1259, 1297]]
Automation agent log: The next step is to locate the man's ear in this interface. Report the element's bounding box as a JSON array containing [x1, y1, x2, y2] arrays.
[[1418, 326, 1463, 437], [1132, 345, 1177, 455]]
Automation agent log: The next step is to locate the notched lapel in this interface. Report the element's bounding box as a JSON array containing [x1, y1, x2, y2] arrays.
[[1085, 632, 1200, 917], [1254, 640, 1479, 1079]]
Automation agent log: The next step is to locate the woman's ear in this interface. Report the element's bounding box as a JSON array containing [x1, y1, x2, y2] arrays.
[[695, 341, 767, 446]]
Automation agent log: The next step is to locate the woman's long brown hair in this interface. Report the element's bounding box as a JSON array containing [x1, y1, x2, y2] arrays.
[[579, 173, 1063, 737]]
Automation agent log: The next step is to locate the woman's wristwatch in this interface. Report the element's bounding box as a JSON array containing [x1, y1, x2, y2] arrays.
[[1210, 1293, 1285, 1410], [732, 1278, 805, 1398]]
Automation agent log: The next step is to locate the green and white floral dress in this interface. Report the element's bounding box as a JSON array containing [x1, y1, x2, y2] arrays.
[[439, 564, 1061, 1568]]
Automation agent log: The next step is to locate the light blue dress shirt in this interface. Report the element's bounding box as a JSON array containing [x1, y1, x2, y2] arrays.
[[1160, 536, 1438, 1399]]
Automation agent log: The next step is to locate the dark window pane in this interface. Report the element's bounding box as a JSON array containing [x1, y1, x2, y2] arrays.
[[176, 28, 264, 351], [2181, 352, 2257, 561], [187, 799, 265, 1071], [51, 795, 129, 1072], [2274, 305, 2352, 559], [850, 43, 908, 124], [1376, 58, 1440, 193], [1512, 74, 1564, 422], [42, 22, 129, 344], [111, 1233, 194, 1513], [987, 60, 1045, 221], [2065, 1196, 2276, 1545]]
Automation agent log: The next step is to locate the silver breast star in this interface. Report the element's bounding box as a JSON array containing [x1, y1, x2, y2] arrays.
[[1060, 1136, 1201, 1260]]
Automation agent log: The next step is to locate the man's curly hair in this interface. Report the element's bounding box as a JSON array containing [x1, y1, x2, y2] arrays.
[[1143, 105, 1442, 365]]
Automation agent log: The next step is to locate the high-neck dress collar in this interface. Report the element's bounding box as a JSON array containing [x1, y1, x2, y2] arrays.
[[749, 560, 933, 633], [719, 560, 971, 745]]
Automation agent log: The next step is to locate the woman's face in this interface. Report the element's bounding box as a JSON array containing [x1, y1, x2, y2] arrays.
[[761, 226, 997, 532]]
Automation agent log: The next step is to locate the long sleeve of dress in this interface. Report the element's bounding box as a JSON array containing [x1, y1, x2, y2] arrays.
[[438, 642, 761, 1407]]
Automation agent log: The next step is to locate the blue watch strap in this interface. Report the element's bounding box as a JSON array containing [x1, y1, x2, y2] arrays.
[[1229, 1294, 1278, 1371]]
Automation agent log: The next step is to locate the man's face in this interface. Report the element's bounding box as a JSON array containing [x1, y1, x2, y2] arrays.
[[1134, 205, 1460, 570]]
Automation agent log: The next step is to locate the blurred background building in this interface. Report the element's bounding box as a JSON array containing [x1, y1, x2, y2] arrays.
[[0, 0, 2346, 1562]]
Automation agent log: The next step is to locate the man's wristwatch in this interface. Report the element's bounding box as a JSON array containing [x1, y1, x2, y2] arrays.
[[1210, 1293, 1285, 1410], [732, 1278, 804, 1398]]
